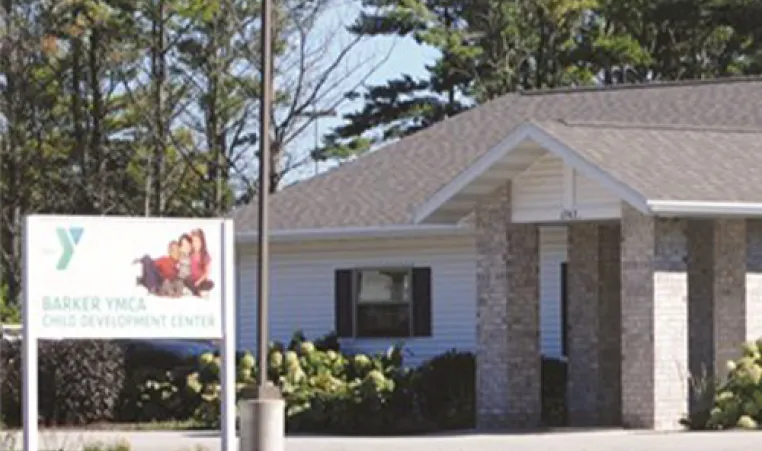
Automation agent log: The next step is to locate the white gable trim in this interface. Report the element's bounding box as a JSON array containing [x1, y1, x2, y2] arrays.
[[410, 122, 650, 224]]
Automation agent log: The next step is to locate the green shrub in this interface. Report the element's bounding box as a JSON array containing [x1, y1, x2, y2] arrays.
[[115, 341, 200, 423], [118, 366, 201, 424], [184, 333, 412, 434], [0, 283, 20, 324], [185, 351, 258, 428], [287, 330, 340, 352], [280, 346, 408, 434], [136, 332, 569, 434], [14, 328, 564, 434], [82, 440, 131, 451], [692, 339, 762, 430], [680, 366, 718, 430], [1, 339, 126, 426], [413, 350, 475, 430]]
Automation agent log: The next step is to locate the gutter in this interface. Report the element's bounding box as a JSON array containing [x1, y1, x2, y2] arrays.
[[236, 224, 473, 244], [648, 200, 762, 217]]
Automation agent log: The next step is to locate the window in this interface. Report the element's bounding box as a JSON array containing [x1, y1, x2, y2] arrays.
[[334, 267, 431, 339], [355, 269, 412, 338]]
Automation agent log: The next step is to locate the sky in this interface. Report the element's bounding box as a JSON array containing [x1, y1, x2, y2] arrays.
[[283, 2, 440, 183]]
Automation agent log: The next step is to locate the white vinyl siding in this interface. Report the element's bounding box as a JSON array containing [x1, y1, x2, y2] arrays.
[[573, 170, 622, 220], [236, 227, 569, 365], [512, 155, 565, 223], [539, 226, 568, 358], [512, 153, 621, 223], [236, 235, 477, 367]]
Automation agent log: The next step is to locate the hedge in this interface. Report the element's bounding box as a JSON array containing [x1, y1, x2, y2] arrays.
[[1, 339, 125, 426], [0, 331, 569, 433]]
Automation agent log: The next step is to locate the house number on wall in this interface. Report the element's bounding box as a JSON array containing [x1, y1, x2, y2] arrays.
[[559, 209, 580, 220]]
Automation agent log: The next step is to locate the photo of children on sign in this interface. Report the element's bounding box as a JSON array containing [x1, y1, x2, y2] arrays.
[[133, 228, 215, 298]]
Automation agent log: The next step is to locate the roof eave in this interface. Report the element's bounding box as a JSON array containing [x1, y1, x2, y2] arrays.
[[648, 200, 762, 218], [235, 224, 473, 244]]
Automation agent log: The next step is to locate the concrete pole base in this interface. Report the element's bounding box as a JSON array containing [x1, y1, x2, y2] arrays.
[[239, 391, 286, 451]]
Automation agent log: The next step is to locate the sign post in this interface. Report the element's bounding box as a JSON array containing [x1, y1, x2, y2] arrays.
[[22, 215, 237, 451]]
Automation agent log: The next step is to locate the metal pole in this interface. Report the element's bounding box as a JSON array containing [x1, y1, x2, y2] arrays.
[[256, 0, 273, 392], [0, 323, 3, 435], [242, 0, 286, 448]]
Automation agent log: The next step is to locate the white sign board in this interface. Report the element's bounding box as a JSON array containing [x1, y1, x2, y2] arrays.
[[22, 215, 237, 451]]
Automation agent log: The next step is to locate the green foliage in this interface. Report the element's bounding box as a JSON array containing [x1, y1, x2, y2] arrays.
[[412, 350, 475, 430], [2, 0, 360, 299], [321, 0, 762, 163], [123, 331, 472, 434], [272, 344, 412, 434], [687, 339, 762, 430], [147, 331, 567, 434], [0, 328, 569, 434], [115, 340, 204, 423], [117, 364, 201, 423], [0, 284, 21, 324], [81, 440, 132, 451], [1, 339, 126, 426], [179, 332, 416, 434]]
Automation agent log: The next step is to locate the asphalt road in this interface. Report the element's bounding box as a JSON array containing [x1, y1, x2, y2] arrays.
[[2, 429, 761, 451]]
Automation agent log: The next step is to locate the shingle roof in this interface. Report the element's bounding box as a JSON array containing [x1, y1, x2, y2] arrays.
[[232, 76, 762, 232], [535, 120, 762, 203]]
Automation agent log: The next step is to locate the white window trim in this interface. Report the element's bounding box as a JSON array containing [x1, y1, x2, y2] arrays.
[[351, 267, 414, 339]]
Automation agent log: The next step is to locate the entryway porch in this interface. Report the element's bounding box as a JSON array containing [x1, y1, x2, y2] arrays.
[[407, 122, 762, 430], [473, 185, 757, 431]]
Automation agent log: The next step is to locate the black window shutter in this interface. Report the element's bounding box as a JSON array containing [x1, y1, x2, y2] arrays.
[[560, 262, 568, 357], [335, 269, 354, 338], [412, 267, 432, 337]]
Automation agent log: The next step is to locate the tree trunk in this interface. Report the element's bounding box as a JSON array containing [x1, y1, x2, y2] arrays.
[[71, 34, 89, 213], [147, 0, 167, 216], [88, 27, 106, 212]]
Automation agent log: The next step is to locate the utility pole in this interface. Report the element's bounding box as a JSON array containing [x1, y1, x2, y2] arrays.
[[240, 0, 286, 449], [256, 0, 274, 396]]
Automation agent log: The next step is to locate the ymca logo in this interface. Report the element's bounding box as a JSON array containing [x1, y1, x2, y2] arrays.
[[56, 226, 84, 270]]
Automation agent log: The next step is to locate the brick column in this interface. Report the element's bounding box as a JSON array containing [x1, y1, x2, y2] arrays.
[[598, 223, 622, 426], [713, 219, 746, 375], [506, 222, 541, 426], [621, 205, 688, 430], [567, 223, 601, 426], [688, 220, 747, 382], [567, 222, 621, 426], [475, 184, 512, 429], [687, 219, 715, 415], [475, 183, 541, 429]]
